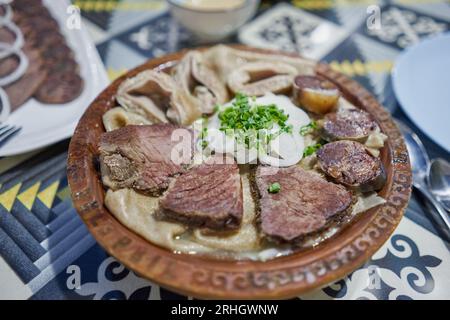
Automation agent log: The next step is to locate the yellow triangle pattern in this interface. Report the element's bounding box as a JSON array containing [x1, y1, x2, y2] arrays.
[[17, 182, 41, 211], [0, 183, 22, 211], [57, 186, 71, 201], [37, 181, 59, 209]]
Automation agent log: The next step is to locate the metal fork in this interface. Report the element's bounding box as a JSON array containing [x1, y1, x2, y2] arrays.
[[0, 124, 21, 147]]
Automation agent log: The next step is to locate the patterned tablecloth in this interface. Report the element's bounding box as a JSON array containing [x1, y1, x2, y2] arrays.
[[0, 0, 449, 300]]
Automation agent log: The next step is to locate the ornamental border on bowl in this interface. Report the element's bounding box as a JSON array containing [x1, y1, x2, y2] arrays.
[[67, 46, 412, 299]]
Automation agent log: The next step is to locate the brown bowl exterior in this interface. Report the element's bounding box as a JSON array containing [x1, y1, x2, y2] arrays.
[[67, 46, 412, 299]]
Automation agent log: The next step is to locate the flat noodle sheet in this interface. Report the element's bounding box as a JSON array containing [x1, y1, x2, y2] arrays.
[[202, 45, 316, 83], [105, 177, 386, 260], [105, 188, 212, 254], [112, 45, 317, 126], [192, 173, 260, 251], [105, 173, 260, 255]]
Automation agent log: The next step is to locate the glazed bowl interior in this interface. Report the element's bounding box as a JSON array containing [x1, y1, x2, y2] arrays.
[[168, 0, 260, 42], [67, 46, 411, 299]]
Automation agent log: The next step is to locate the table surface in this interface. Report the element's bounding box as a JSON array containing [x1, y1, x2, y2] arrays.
[[0, 0, 449, 300]]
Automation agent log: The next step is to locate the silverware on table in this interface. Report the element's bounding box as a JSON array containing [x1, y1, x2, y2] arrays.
[[0, 124, 21, 147], [429, 158, 450, 212], [396, 120, 450, 231]]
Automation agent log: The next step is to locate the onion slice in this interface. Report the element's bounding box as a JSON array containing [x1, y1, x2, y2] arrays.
[[0, 88, 11, 123], [203, 93, 310, 167]]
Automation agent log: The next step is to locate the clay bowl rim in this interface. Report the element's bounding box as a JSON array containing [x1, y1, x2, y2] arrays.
[[67, 45, 412, 300]]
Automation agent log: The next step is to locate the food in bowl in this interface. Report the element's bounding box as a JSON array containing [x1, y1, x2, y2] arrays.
[[97, 45, 388, 261], [180, 0, 247, 11], [168, 0, 260, 42]]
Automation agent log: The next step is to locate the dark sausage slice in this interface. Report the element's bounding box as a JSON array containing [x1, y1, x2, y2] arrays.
[[34, 71, 84, 104], [254, 166, 353, 243], [293, 75, 340, 114], [317, 140, 386, 192], [0, 56, 19, 77], [322, 108, 380, 142], [41, 43, 74, 62], [45, 57, 78, 74], [0, 27, 16, 44]]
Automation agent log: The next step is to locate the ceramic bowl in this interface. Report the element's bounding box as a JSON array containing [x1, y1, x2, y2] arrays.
[[168, 0, 260, 42], [67, 46, 412, 299]]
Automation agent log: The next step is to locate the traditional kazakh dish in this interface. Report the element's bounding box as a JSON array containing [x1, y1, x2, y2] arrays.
[[98, 45, 388, 261]]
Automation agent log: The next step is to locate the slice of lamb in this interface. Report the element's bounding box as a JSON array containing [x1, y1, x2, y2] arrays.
[[159, 154, 243, 230], [322, 108, 380, 142], [227, 61, 298, 97], [254, 166, 352, 243], [317, 140, 386, 192], [99, 124, 194, 196]]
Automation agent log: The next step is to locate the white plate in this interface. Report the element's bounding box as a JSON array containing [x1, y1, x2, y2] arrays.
[[0, 0, 109, 157], [392, 32, 450, 152]]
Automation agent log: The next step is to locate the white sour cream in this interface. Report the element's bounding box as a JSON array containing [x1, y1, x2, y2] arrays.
[[203, 93, 311, 167]]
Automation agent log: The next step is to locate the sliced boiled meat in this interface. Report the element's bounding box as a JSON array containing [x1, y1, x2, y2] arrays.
[[159, 154, 243, 230], [254, 166, 353, 243], [317, 140, 386, 192], [322, 108, 380, 142], [99, 124, 193, 196]]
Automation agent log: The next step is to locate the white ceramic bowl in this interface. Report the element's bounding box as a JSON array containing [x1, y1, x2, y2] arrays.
[[168, 0, 260, 42]]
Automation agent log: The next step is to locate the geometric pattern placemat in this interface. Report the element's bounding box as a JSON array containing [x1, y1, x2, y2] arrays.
[[1, 0, 449, 300]]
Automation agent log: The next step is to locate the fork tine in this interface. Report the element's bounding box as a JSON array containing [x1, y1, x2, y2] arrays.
[[0, 125, 13, 136], [0, 126, 20, 139], [0, 126, 21, 147], [0, 124, 10, 134]]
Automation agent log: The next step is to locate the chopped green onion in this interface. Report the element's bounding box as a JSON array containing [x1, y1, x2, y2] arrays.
[[268, 182, 281, 194], [200, 127, 208, 139], [200, 140, 208, 150], [300, 121, 318, 136], [303, 143, 322, 157], [217, 93, 292, 148]]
